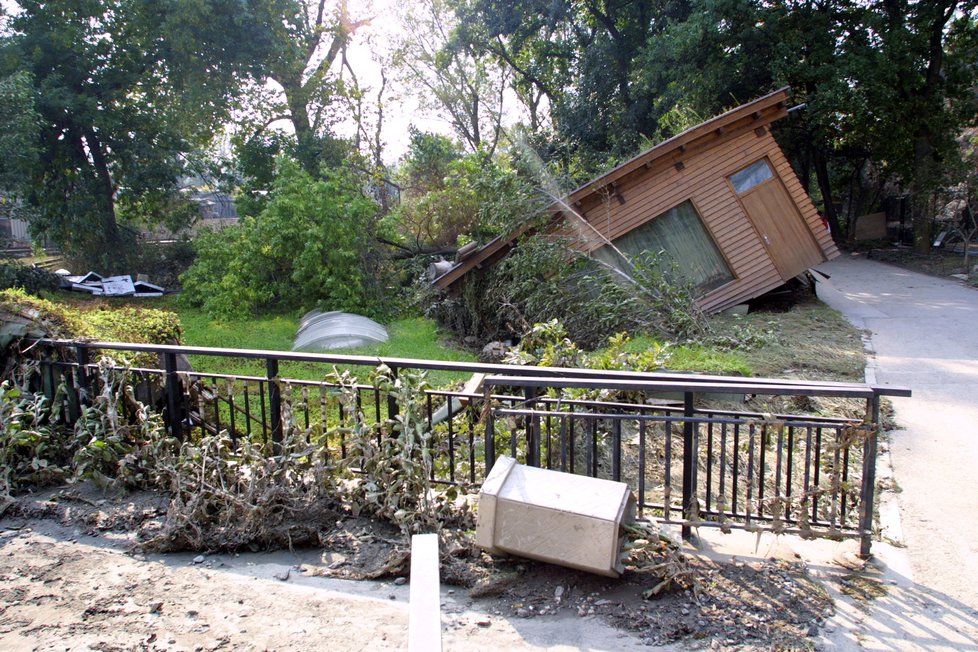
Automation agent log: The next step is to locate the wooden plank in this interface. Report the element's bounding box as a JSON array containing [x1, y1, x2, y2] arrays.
[[575, 133, 776, 242], [409, 533, 442, 652], [562, 89, 791, 203]]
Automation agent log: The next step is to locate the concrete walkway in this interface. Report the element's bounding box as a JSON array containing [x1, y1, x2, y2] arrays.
[[813, 253, 978, 649]]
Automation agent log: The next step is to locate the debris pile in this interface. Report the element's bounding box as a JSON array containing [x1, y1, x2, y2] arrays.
[[56, 270, 165, 297]]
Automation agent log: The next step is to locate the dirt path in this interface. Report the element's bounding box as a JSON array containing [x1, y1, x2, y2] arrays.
[[0, 485, 849, 652], [0, 517, 661, 652], [815, 253, 978, 647]]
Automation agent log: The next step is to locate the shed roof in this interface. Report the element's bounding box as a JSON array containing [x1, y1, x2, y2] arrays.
[[433, 88, 793, 291]]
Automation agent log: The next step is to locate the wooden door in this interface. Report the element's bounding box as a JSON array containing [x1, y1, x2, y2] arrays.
[[736, 172, 824, 279]]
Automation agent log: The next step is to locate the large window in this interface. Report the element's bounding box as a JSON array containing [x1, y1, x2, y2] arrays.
[[593, 201, 733, 294]]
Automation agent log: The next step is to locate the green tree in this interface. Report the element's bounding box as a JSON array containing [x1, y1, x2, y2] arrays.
[[1, 0, 273, 268], [391, 138, 539, 250], [181, 159, 383, 318], [0, 71, 40, 236], [398, 128, 463, 195], [460, 0, 978, 248], [395, 0, 509, 156], [231, 0, 370, 178]]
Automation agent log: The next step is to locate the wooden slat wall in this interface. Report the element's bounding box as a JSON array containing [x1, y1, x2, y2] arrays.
[[554, 128, 838, 314], [767, 145, 840, 258]]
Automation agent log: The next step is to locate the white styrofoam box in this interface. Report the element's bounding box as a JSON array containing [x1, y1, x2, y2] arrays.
[[476, 456, 636, 577]]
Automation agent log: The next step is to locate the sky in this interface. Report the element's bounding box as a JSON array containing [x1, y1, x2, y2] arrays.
[[308, 0, 454, 164]]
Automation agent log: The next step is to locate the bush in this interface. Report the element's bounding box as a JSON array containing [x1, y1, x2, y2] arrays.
[[0, 288, 89, 339], [0, 263, 61, 294], [430, 235, 709, 350], [126, 239, 197, 289], [180, 159, 385, 318], [80, 306, 182, 344], [0, 289, 182, 344]]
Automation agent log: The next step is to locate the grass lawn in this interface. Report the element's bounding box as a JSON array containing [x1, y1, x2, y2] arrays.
[[33, 289, 863, 387], [151, 296, 478, 386], [727, 297, 866, 381], [587, 295, 863, 382]]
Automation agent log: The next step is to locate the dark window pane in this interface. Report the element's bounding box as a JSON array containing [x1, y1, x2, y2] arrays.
[[593, 201, 733, 295]]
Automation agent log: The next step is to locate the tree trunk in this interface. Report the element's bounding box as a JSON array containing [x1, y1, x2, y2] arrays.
[[911, 130, 938, 252], [812, 146, 843, 243], [281, 75, 321, 177]]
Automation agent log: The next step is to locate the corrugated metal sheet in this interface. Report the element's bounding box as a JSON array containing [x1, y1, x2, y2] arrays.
[[292, 311, 389, 351]]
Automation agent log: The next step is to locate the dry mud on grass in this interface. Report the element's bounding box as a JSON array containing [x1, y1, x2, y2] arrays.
[[0, 487, 835, 651]]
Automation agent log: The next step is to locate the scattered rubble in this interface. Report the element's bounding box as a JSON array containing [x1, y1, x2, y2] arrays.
[[2, 485, 836, 650], [56, 269, 165, 297]]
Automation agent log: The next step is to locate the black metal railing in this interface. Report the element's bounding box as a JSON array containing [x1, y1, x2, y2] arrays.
[[23, 338, 910, 556]]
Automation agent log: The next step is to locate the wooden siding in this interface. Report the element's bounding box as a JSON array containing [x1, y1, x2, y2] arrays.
[[433, 88, 840, 315], [556, 127, 837, 313]]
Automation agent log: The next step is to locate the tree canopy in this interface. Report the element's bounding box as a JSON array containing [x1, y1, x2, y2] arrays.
[[0, 0, 276, 267], [1, 0, 975, 270]]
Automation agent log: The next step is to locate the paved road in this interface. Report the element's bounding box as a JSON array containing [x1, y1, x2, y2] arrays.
[[815, 254, 978, 616]]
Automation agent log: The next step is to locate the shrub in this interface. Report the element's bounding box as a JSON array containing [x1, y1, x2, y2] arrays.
[[180, 159, 384, 318], [0, 289, 182, 344], [79, 306, 182, 344], [0, 382, 71, 494], [0, 263, 61, 295], [0, 288, 90, 339], [431, 235, 709, 350]]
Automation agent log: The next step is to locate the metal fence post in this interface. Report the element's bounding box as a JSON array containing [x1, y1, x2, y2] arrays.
[[524, 386, 540, 467], [612, 418, 622, 482], [66, 344, 90, 425], [163, 352, 183, 439], [859, 394, 881, 558], [485, 386, 495, 477], [74, 344, 89, 401], [387, 365, 399, 423], [267, 357, 282, 452], [682, 391, 697, 540]]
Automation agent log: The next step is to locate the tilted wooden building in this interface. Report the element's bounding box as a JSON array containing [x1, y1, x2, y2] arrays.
[[432, 88, 839, 313]]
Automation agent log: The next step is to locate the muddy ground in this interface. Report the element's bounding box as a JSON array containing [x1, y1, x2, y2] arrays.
[[0, 484, 839, 651]]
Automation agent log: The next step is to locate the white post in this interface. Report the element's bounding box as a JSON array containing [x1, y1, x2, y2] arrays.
[[408, 533, 441, 652]]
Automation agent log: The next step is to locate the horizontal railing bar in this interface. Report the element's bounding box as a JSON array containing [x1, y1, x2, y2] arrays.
[[49, 358, 869, 425], [493, 408, 858, 429], [29, 338, 909, 397], [640, 505, 860, 530], [485, 375, 882, 398], [526, 397, 858, 425], [656, 518, 861, 536]]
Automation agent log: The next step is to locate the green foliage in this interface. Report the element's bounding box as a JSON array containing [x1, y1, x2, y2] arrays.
[[398, 128, 463, 194], [0, 288, 182, 345], [0, 263, 60, 295], [504, 321, 672, 373], [435, 235, 707, 350], [392, 148, 538, 248], [180, 159, 383, 318], [0, 0, 275, 269], [454, 0, 978, 247], [123, 239, 197, 291], [0, 71, 40, 201], [338, 365, 468, 534], [0, 288, 90, 339], [71, 361, 175, 490], [0, 382, 69, 494], [81, 308, 182, 345], [226, 130, 354, 217], [0, 288, 182, 370]]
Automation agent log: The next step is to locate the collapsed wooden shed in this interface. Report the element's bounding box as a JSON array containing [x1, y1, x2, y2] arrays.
[[432, 88, 839, 314]]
